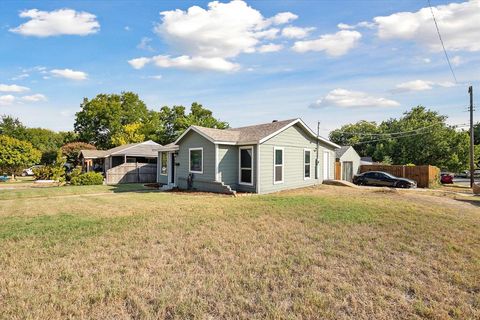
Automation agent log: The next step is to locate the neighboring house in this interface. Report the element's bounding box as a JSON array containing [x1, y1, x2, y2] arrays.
[[79, 140, 160, 174], [360, 157, 374, 165], [156, 119, 340, 194], [335, 146, 361, 182]]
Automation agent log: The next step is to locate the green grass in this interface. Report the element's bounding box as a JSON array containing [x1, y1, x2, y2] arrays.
[[0, 183, 151, 200], [0, 186, 479, 319]]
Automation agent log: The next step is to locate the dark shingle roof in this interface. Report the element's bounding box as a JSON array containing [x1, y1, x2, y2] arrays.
[[335, 146, 351, 159]]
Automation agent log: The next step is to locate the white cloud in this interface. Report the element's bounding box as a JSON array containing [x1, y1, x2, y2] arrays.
[[128, 57, 152, 70], [292, 30, 362, 56], [147, 75, 163, 80], [310, 88, 400, 109], [338, 21, 375, 30], [137, 37, 154, 51], [451, 55, 462, 66], [373, 0, 480, 52], [21, 93, 47, 102], [423, 58, 431, 63], [394, 80, 434, 92], [281, 26, 315, 39], [10, 73, 30, 81], [268, 12, 298, 25], [0, 95, 15, 106], [130, 1, 303, 72], [50, 69, 88, 80], [392, 79, 458, 93], [0, 84, 30, 92], [258, 43, 283, 53], [10, 9, 100, 37]]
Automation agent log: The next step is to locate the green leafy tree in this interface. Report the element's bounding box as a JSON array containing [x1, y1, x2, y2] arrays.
[[33, 150, 66, 182], [474, 122, 480, 145], [157, 102, 228, 145], [74, 92, 149, 149], [329, 106, 471, 172], [0, 135, 41, 178], [110, 122, 145, 146], [0, 115, 28, 139], [61, 142, 97, 165]]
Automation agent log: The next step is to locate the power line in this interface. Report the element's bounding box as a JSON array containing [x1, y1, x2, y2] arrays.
[[427, 0, 458, 83], [335, 121, 444, 137]]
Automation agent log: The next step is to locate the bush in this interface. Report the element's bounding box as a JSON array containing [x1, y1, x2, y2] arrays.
[[71, 172, 104, 186], [33, 150, 66, 182], [66, 166, 82, 182]]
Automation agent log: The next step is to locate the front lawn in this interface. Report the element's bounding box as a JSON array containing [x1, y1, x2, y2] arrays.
[[0, 186, 478, 319]]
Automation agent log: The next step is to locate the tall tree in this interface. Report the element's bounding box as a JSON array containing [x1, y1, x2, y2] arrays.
[[74, 92, 149, 149], [0, 135, 41, 178], [329, 106, 472, 172]]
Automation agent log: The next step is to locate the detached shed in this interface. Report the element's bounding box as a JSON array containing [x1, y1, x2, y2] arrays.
[[335, 146, 361, 182]]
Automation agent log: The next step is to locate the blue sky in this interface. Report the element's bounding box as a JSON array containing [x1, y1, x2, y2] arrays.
[[0, 0, 478, 136]]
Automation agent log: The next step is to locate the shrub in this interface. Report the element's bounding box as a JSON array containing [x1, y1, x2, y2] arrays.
[[66, 166, 82, 182], [33, 150, 66, 182], [71, 172, 104, 186]]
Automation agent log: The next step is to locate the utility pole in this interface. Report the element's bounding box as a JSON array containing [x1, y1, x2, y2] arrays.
[[316, 121, 320, 180], [469, 86, 475, 188]]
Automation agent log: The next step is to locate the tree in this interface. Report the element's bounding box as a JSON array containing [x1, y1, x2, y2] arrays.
[[474, 122, 480, 145], [329, 106, 471, 172], [61, 142, 96, 165], [157, 102, 229, 145], [0, 135, 41, 178], [0, 115, 27, 139], [110, 122, 145, 146], [74, 92, 149, 149]]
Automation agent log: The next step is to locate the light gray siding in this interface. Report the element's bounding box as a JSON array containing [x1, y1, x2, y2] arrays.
[[217, 144, 257, 192], [258, 124, 335, 194], [176, 130, 216, 189]]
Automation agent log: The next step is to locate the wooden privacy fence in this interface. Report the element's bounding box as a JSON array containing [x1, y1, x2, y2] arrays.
[[359, 165, 440, 188], [106, 163, 157, 184]]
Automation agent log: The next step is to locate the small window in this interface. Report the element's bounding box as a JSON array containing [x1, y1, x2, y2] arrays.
[[160, 152, 167, 175], [126, 157, 136, 163], [274, 147, 284, 183], [189, 148, 203, 173], [304, 149, 311, 179], [239, 147, 253, 185]]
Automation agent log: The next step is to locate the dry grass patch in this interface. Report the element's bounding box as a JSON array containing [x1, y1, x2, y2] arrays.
[[0, 185, 479, 319]]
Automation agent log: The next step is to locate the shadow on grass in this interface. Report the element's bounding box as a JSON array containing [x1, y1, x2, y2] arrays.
[[108, 183, 162, 194], [454, 197, 480, 207]]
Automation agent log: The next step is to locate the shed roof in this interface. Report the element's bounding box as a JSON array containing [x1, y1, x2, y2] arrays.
[[80, 140, 161, 159], [335, 146, 351, 159]]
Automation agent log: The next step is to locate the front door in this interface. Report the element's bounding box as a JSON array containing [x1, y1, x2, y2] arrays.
[[169, 153, 176, 186], [323, 151, 330, 180]]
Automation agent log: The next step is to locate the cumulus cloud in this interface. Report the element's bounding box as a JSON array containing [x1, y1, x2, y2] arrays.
[[0, 95, 15, 106], [258, 43, 283, 53], [281, 26, 315, 39], [337, 21, 375, 30], [21, 93, 47, 102], [50, 69, 88, 80], [9, 9, 100, 37], [137, 37, 154, 51], [310, 88, 400, 109], [0, 84, 30, 92], [373, 0, 480, 52], [130, 1, 305, 72], [392, 79, 457, 93], [129, 55, 240, 72], [292, 30, 362, 56]]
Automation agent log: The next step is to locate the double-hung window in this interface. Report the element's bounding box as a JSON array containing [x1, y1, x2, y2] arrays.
[[304, 149, 311, 179], [160, 152, 168, 175], [274, 147, 284, 184], [189, 148, 203, 173], [239, 146, 253, 185]]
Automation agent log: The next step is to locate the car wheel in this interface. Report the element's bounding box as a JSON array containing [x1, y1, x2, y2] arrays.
[[396, 182, 409, 188]]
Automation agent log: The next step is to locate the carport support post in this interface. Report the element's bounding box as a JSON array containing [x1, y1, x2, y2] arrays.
[[469, 86, 474, 188]]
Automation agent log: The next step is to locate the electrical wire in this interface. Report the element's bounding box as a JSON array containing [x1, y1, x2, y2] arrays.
[[427, 0, 458, 83], [334, 121, 444, 137]]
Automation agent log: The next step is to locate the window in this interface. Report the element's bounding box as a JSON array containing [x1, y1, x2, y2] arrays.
[[126, 157, 136, 163], [274, 147, 284, 183], [189, 148, 203, 173], [304, 149, 311, 179], [239, 147, 253, 185], [160, 152, 167, 175]]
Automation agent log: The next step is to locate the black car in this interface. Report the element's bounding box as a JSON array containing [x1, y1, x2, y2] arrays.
[[353, 171, 417, 188]]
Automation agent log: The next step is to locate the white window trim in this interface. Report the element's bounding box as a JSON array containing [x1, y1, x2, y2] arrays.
[[304, 148, 312, 180], [239, 146, 254, 186], [273, 146, 284, 184], [160, 152, 168, 176], [189, 147, 203, 174]]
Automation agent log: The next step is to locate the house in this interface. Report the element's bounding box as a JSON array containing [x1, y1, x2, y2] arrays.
[[334, 146, 361, 182], [79, 141, 160, 183], [156, 119, 340, 194]]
